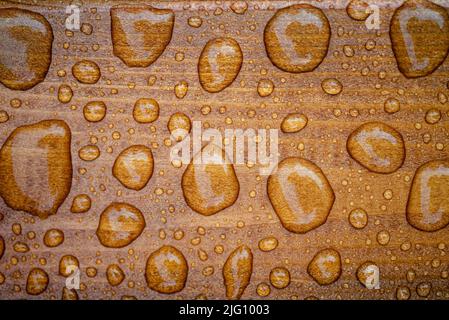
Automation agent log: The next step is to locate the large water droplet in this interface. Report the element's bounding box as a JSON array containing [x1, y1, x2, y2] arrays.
[[264, 4, 330, 73], [72, 60, 101, 84], [0, 120, 72, 218], [198, 37, 243, 93], [26, 268, 49, 295], [347, 122, 405, 174], [145, 245, 188, 294], [112, 145, 154, 191], [111, 5, 174, 67], [96, 202, 146, 248], [0, 8, 53, 90], [182, 143, 240, 216], [267, 157, 335, 233], [390, 0, 449, 78], [223, 245, 253, 300], [407, 160, 449, 232], [106, 264, 125, 286]]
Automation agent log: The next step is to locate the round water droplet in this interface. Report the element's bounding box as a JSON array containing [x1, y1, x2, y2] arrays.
[[264, 4, 330, 73], [145, 245, 188, 294], [96, 202, 146, 248], [407, 160, 449, 232], [347, 122, 405, 174], [396, 286, 411, 300], [231, 1, 248, 15], [267, 157, 335, 233], [70, 194, 91, 213], [72, 60, 101, 84], [43, 229, 64, 247], [416, 282, 432, 297], [346, 0, 370, 21], [112, 145, 154, 191], [83, 101, 106, 122], [58, 84, 73, 104], [377, 230, 390, 245], [182, 143, 240, 216], [188, 16, 202, 28], [168, 112, 191, 141], [106, 264, 125, 286], [0, 120, 72, 218], [133, 98, 159, 123], [26, 268, 49, 295], [198, 37, 243, 93], [257, 79, 274, 97], [269, 267, 290, 289], [307, 248, 341, 285], [281, 113, 308, 133], [348, 208, 368, 229], [223, 245, 253, 300], [111, 5, 174, 67], [0, 8, 53, 90], [384, 98, 400, 114], [390, 0, 449, 78], [425, 108, 441, 124]]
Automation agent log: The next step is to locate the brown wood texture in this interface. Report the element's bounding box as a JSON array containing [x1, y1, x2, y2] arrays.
[[0, 0, 449, 300]]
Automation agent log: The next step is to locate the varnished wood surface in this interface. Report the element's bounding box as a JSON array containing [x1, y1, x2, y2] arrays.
[[0, 0, 449, 300]]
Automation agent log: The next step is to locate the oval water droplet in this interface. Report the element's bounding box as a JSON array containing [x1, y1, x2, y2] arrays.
[[168, 112, 191, 141], [0, 8, 53, 90], [182, 143, 240, 216], [346, 0, 370, 21], [145, 245, 188, 294], [269, 267, 290, 289], [72, 60, 101, 84], [258, 236, 278, 252], [78, 145, 100, 161], [198, 37, 243, 93], [96, 202, 146, 248], [133, 98, 159, 123], [390, 0, 449, 78], [43, 229, 64, 247], [112, 145, 154, 191], [267, 157, 335, 233], [347, 122, 405, 174], [26, 268, 49, 295], [62, 287, 79, 300], [0, 120, 72, 218], [70, 194, 91, 213], [307, 248, 341, 285], [59, 255, 79, 277], [111, 5, 174, 67], [83, 101, 106, 122], [281, 113, 308, 133], [106, 264, 125, 286], [264, 4, 330, 73], [407, 160, 449, 232], [223, 245, 253, 300]]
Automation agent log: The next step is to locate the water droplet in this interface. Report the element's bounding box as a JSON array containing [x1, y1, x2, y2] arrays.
[[377, 230, 390, 245], [280, 113, 308, 133], [58, 84, 73, 104], [198, 37, 243, 93], [269, 267, 290, 289], [321, 78, 343, 95], [407, 160, 449, 232], [145, 245, 188, 294], [62, 287, 79, 300], [188, 16, 202, 28], [133, 98, 159, 123], [182, 143, 240, 216], [230, 1, 248, 15], [396, 285, 411, 300], [384, 98, 401, 114], [0, 120, 72, 218], [0, 8, 53, 90], [256, 282, 271, 297], [96, 202, 146, 248], [83, 101, 107, 122], [223, 245, 253, 300], [70, 194, 91, 213], [26, 268, 49, 295], [59, 255, 79, 277], [390, 0, 449, 78], [347, 122, 405, 174], [0, 110, 9, 123], [258, 236, 278, 252], [111, 5, 174, 67], [174, 80, 189, 99], [357, 261, 379, 288], [425, 108, 441, 124], [78, 145, 100, 161], [267, 157, 335, 233], [168, 112, 191, 141], [112, 145, 154, 191], [264, 4, 330, 73], [416, 282, 432, 297], [43, 229, 64, 247], [348, 208, 368, 229], [106, 264, 125, 286], [307, 248, 341, 285], [346, 0, 370, 21], [257, 79, 274, 97], [72, 60, 101, 84]]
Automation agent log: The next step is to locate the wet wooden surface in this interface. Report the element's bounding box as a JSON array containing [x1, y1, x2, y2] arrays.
[[1, 0, 449, 300]]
